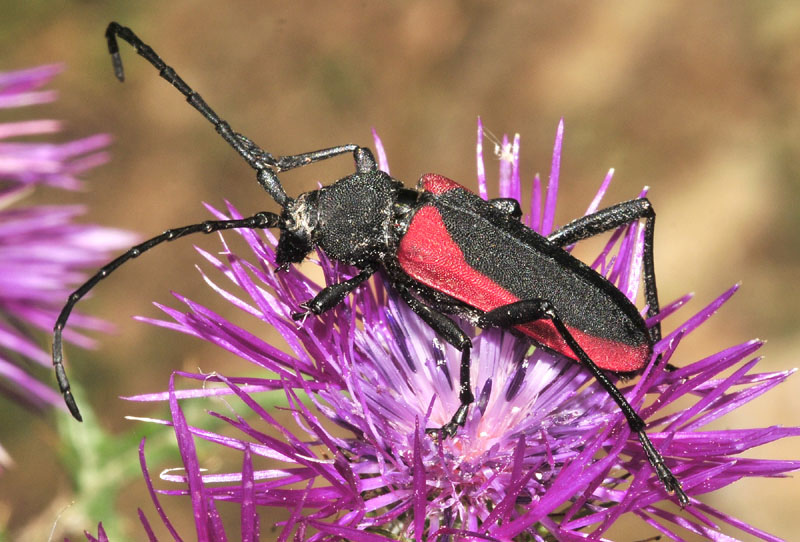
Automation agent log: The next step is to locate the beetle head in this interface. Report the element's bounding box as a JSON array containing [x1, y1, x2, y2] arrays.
[[275, 191, 317, 267], [275, 170, 397, 267]]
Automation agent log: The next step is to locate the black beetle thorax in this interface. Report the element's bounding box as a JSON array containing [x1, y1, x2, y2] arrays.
[[313, 170, 396, 265]]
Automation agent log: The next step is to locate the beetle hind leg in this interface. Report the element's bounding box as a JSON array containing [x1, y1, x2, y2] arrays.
[[481, 299, 689, 507]]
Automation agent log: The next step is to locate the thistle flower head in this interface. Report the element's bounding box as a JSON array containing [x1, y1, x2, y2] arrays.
[[128, 120, 799, 541], [0, 65, 136, 422]]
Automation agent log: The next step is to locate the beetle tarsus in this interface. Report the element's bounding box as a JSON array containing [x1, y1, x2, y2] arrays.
[[638, 432, 689, 507], [426, 405, 469, 441]]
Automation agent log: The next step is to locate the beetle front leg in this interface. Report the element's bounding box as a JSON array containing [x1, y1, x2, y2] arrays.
[[481, 299, 689, 507], [292, 264, 377, 320], [394, 285, 474, 438]]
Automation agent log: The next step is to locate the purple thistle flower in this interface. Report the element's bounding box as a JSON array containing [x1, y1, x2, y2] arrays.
[[126, 119, 799, 541], [0, 65, 136, 422]]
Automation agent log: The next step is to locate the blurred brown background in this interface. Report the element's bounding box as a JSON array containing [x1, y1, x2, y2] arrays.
[[1, 2, 799, 541]]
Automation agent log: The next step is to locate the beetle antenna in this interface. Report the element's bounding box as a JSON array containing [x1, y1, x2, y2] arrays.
[[105, 22, 290, 206], [106, 22, 380, 206], [53, 211, 280, 421]]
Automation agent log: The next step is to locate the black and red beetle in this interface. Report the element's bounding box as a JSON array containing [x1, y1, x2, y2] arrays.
[[52, 22, 689, 506]]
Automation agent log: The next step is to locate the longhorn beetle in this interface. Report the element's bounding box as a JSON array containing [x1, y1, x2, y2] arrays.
[[53, 22, 689, 506]]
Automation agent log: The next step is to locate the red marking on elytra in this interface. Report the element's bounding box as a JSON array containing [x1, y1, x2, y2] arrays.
[[419, 173, 470, 195], [398, 205, 649, 371], [518, 320, 649, 371]]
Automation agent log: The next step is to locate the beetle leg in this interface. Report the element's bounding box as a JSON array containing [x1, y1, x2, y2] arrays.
[[481, 299, 689, 507], [269, 146, 377, 174], [291, 264, 378, 320], [488, 197, 523, 220], [547, 198, 660, 343], [393, 284, 474, 438]]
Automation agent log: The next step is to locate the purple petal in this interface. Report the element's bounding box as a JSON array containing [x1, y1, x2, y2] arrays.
[[541, 118, 564, 235], [139, 439, 184, 542], [371, 128, 390, 174], [168, 375, 211, 542], [476, 117, 488, 199]]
